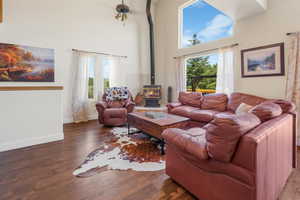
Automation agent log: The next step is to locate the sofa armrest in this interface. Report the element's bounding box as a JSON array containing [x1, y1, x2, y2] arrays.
[[166, 102, 182, 113], [96, 101, 108, 124], [96, 101, 108, 111], [232, 114, 294, 200], [233, 114, 295, 170]]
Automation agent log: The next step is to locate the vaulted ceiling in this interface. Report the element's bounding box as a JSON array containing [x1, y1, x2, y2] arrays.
[[205, 0, 268, 20], [154, 0, 268, 21]]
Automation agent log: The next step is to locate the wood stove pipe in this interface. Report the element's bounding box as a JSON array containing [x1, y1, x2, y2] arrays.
[[146, 0, 155, 85]]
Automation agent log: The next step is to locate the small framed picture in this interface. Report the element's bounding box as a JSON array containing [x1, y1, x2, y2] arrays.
[[241, 43, 285, 78]]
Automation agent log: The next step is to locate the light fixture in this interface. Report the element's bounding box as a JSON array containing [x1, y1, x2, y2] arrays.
[[115, 0, 130, 22]]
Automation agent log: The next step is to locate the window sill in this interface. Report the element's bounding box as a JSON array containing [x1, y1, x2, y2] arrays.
[[177, 36, 236, 56]]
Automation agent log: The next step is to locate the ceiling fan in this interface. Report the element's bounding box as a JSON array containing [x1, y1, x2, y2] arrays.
[[115, 0, 130, 22]]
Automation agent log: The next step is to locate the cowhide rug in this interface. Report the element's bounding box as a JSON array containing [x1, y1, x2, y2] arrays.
[[73, 127, 165, 178]]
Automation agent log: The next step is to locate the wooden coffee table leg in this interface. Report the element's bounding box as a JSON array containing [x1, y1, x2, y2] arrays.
[[127, 123, 141, 135], [127, 123, 130, 135], [160, 139, 165, 155]]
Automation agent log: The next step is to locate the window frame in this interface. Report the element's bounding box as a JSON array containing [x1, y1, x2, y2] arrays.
[[87, 56, 112, 101], [178, 0, 235, 49]]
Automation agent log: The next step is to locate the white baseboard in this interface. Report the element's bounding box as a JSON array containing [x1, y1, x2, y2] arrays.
[[63, 114, 98, 124], [63, 117, 74, 124], [0, 133, 64, 152]]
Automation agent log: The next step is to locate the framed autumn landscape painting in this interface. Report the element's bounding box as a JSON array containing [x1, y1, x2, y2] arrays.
[[0, 43, 55, 82]]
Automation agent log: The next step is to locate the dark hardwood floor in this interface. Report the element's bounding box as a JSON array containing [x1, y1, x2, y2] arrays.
[[0, 120, 299, 200]]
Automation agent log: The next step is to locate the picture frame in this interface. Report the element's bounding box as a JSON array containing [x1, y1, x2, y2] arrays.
[[241, 43, 285, 78], [0, 43, 55, 82], [0, 0, 2, 23]]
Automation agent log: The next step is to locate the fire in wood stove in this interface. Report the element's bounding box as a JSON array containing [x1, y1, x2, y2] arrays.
[[143, 85, 161, 107]]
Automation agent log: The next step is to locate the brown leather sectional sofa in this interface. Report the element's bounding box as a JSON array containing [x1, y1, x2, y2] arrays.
[[163, 92, 297, 200]]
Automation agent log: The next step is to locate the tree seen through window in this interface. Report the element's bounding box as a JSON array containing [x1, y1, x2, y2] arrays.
[[186, 37, 218, 93]]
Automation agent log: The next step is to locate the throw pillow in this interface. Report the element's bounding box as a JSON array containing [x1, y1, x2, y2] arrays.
[[249, 102, 282, 122], [235, 103, 253, 114], [268, 99, 296, 113], [105, 87, 130, 101]]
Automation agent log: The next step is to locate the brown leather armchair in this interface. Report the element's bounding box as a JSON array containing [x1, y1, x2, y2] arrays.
[[96, 88, 135, 126]]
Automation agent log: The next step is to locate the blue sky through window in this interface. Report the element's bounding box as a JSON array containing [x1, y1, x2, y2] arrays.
[[207, 54, 218, 65], [182, 0, 233, 58]]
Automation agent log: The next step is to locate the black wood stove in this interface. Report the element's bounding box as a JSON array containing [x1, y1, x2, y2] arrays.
[[143, 0, 161, 107], [143, 85, 161, 107]]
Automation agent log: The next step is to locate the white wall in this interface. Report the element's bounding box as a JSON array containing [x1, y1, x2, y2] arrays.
[[256, 0, 268, 9], [155, 0, 300, 102], [0, 90, 64, 152], [0, 0, 153, 151], [0, 0, 152, 123]]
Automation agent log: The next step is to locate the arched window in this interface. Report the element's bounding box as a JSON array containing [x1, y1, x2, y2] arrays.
[[179, 0, 234, 48]]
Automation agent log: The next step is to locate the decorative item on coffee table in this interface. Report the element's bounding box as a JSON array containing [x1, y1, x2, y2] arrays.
[[144, 111, 167, 119]]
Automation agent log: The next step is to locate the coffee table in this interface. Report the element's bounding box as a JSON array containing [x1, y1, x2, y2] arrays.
[[127, 111, 190, 154]]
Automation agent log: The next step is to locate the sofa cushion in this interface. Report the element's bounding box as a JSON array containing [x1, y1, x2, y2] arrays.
[[201, 93, 228, 112], [171, 146, 256, 186], [166, 102, 182, 112], [162, 128, 208, 160], [104, 108, 127, 119], [203, 112, 261, 162], [250, 102, 282, 122], [268, 99, 296, 113], [171, 105, 200, 118], [189, 109, 219, 122], [179, 92, 203, 107], [228, 92, 267, 112]]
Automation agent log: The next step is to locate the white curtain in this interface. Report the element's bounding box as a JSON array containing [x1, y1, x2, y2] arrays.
[[72, 52, 108, 123], [216, 47, 235, 95], [175, 56, 187, 95], [286, 33, 300, 142], [72, 52, 90, 123], [94, 55, 105, 101], [286, 33, 300, 102]]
